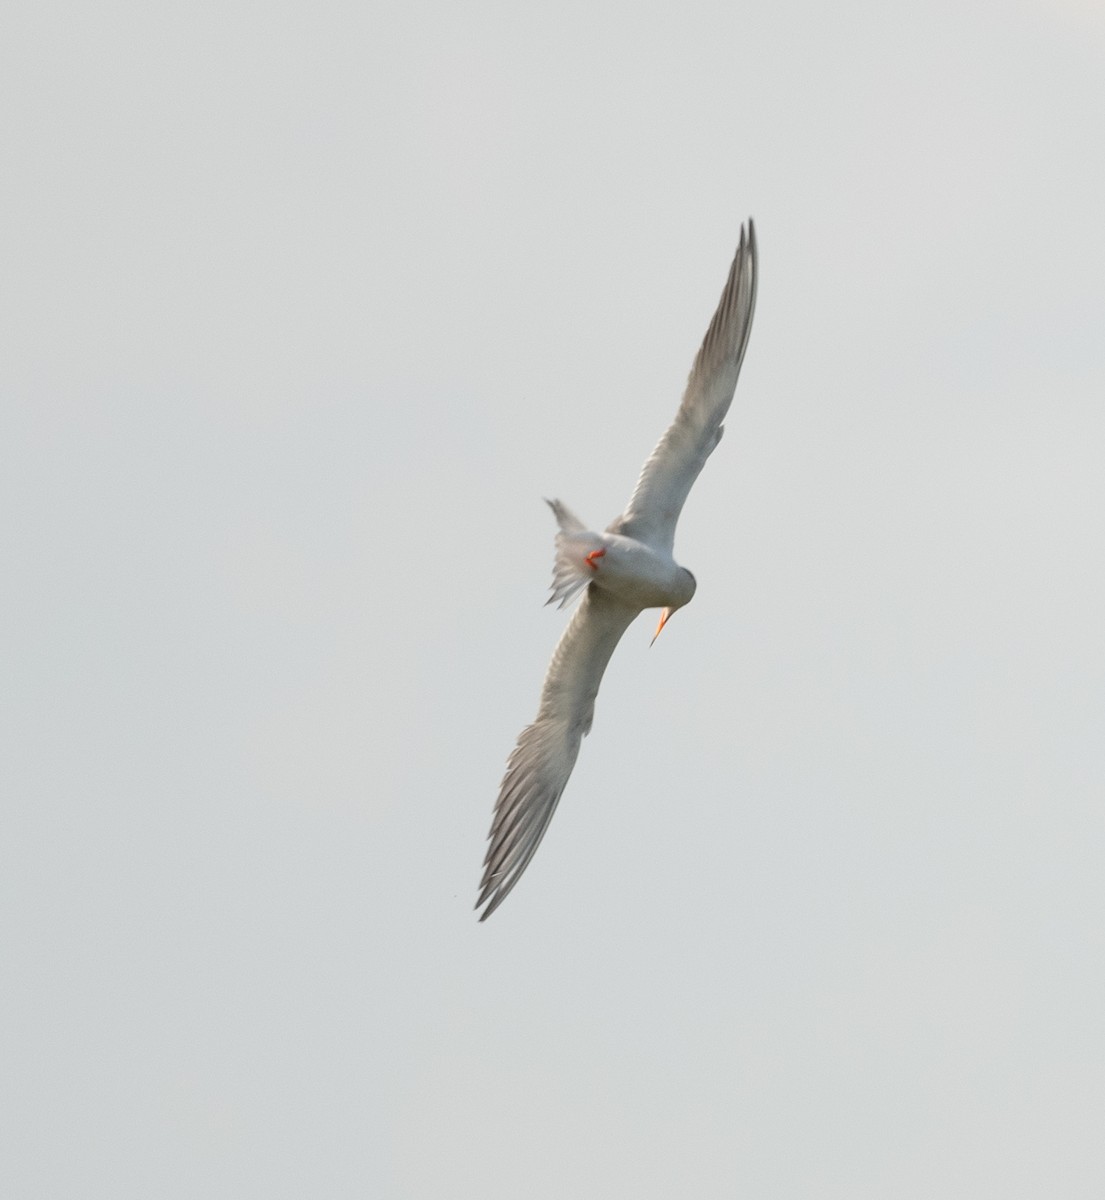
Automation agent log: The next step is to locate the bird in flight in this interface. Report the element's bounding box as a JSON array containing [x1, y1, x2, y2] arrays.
[[477, 221, 759, 920]]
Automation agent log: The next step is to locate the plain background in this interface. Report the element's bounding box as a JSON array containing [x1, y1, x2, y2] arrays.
[[3, 1, 1104, 1196]]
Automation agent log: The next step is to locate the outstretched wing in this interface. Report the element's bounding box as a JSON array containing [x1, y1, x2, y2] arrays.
[[612, 220, 758, 554], [477, 587, 638, 920]]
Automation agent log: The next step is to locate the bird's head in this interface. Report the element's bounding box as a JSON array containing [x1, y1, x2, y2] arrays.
[[650, 568, 696, 645]]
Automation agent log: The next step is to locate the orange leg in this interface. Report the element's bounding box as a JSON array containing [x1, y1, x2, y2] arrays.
[[585, 548, 606, 571]]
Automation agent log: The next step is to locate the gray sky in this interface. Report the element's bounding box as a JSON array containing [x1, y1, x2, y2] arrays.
[[4, 1, 1104, 1196]]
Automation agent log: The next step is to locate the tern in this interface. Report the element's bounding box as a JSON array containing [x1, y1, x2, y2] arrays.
[[477, 220, 759, 920]]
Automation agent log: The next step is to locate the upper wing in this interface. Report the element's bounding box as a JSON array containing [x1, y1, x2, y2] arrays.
[[611, 220, 758, 554], [477, 586, 638, 920]]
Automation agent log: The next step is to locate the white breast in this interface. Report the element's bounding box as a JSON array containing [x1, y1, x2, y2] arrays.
[[590, 534, 693, 610]]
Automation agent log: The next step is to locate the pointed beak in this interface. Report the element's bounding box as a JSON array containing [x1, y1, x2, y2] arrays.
[[650, 607, 674, 647]]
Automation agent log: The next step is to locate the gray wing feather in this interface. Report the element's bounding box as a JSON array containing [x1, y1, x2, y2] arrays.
[[477, 587, 638, 920], [612, 220, 758, 553]]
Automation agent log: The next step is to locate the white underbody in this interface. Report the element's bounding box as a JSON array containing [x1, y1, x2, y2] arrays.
[[586, 532, 693, 611], [545, 497, 696, 613]]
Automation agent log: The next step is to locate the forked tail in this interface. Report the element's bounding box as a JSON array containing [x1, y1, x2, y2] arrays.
[[544, 499, 605, 609]]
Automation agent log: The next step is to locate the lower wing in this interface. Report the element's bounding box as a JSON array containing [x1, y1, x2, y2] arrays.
[[477, 587, 638, 920]]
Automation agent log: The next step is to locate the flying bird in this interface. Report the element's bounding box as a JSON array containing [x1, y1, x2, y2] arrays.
[[477, 221, 759, 920]]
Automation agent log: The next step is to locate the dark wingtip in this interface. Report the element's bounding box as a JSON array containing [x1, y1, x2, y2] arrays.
[[477, 890, 505, 921]]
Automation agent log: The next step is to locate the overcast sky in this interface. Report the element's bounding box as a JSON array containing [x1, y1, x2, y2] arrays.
[[4, 1, 1104, 1196]]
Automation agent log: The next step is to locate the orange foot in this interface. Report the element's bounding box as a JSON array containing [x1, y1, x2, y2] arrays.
[[585, 548, 606, 571]]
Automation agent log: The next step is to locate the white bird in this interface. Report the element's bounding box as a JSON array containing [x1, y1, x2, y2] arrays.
[[477, 220, 759, 920]]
